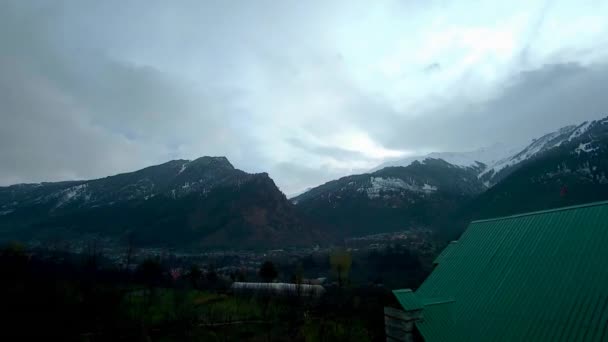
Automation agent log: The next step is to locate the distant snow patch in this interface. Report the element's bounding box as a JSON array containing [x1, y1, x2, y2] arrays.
[[575, 142, 596, 154], [569, 121, 591, 141], [55, 184, 90, 208], [422, 183, 437, 192], [364, 177, 437, 199], [178, 162, 189, 174]]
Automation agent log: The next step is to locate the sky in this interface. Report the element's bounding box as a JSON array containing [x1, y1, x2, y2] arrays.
[[2, 0, 608, 195]]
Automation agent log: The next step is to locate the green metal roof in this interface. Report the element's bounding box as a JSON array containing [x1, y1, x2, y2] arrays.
[[394, 289, 423, 311], [416, 300, 455, 342], [432, 241, 458, 265], [401, 201, 608, 341]]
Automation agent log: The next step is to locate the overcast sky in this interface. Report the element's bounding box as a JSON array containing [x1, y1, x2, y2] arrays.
[[2, 0, 608, 194]]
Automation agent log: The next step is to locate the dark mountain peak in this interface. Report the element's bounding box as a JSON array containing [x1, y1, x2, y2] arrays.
[[188, 156, 234, 169], [0, 156, 248, 213], [413, 158, 454, 168], [253, 171, 270, 179], [171, 156, 242, 191], [0, 156, 312, 249], [246, 172, 279, 188]]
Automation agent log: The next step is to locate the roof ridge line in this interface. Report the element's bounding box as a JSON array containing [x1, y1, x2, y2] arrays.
[[393, 289, 414, 293], [423, 298, 455, 306], [471, 200, 608, 224]]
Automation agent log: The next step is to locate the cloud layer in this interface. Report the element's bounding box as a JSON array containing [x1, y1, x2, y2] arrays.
[[2, 0, 608, 194]]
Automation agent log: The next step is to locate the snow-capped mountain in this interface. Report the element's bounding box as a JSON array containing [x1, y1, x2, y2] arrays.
[[293, 158, 485, 236], [371, 117, 607, 188], [0, 157, 246, 211], [372, 143, 523, 172], [2, 116, 607, 247], [479, 117, 607, 185], [449, 116, 608, 238], [296, 116, 608, 209], [0, 156, 315, 248], [294, 115, 608, 238]]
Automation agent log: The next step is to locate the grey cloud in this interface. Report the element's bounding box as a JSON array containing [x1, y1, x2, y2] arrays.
[[371, 62, 608, 152], [0, 60, 163, 184], [0, 1, 254, 184], [1, 1, 608, 195], [424, 63, 441, 74], [286, 138, 368, 161]]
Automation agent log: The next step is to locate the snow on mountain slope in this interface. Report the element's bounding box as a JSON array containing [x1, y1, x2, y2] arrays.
[[0, 156, 253, 212], [568, 121, 593, 141], [364, 177, 437, 199], [371, 142, 523, 172], [479, 125, 578, 178], [479, 119, 604, 182], [0, 156, 313, 249], [367, 117, 606, 190]]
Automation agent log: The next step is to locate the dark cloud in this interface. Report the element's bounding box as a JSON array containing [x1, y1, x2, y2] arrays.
[[372, 62, 608, 152], [0, 59, 159, 184], [0, 1, 254, 184]]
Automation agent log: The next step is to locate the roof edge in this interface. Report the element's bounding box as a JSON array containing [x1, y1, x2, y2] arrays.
[[423, 298, 455, 306], [393, 289, 414, 294], [471, 200, 608, 224]]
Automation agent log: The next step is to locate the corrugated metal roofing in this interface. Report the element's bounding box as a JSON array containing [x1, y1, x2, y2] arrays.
[[433, 241, 458, 265], [416, 300, 455, 342], [394, 289, 423, 311], [405, 200, 608, 341]]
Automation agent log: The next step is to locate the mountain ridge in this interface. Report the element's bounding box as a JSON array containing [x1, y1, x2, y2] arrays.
[[438, 116, 608, 240], [2, 116, 608, 248], [292, 158, 485, 237], [366, 117, 606, 188], [0, 156, 317, 249], [370, 142, 523, 173], [293, 115, 608, 239]]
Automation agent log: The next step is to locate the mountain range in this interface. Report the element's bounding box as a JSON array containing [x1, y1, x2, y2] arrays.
[[0, 157, 314, 249], [1, 116, 607, 248], [370, 142, 523, 173], [293, 115, 608, 239]]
